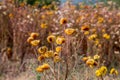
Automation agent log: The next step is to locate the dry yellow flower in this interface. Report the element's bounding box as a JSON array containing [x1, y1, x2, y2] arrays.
[[81, 25, 90, 31], [95, 69, 102, 77], [64, 28, 75, 35], [94, 54, 100, 60], [54, 56, 61, 63], [40, 23, 47, 28], [38, 55, 45, 61], [42, 5, 48, 9], [44, 50, 54, 58], [54, 52, 59, 56], [94, 39, 99, 45], [103, 33, 110, 39], [38, 46, 48, 54], [41, 63, 50, 70], [99, 66, 107, 76], [30, 32, 39, 39], [97, 17, 104, 23], [9, 13, 14, 18], [55, 46, 62, 53], [41, 15, 45, 19], [6, 47, 12, 58], [30, 40, 40, 46], [20, 2, 25, 7], [60, 18, 67, 25], [46, 11, 54, 15], [84, 31, 89, 35], [86, 59, 95, 65], [91, 29, 96, 33], [82, 57, 89, 62], [110, 68, 118, 75], [47, 35, 56, 43], [36, 66, 44, 73], [56, 37, 65, 45], [27, 37, 34, 43], [88, 34, 97, 40], [102, 29, 106, 33]]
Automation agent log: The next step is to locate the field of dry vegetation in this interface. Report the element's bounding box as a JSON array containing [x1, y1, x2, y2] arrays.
[[0, 0, 120, 80]]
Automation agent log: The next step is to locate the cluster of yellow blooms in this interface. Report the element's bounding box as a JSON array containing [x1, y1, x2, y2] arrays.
[[82, 54, 100, 68], [36, 63, 50, 73], [82, 54, 118, 77], [95, 67, 119, 77], [56, 36, 65, 45], [47, 35, 65, 45], [27, 32, 63, 73], [37, 46, 61, 63], [95, 66, 107, 77], [27, 33, 40, 46]]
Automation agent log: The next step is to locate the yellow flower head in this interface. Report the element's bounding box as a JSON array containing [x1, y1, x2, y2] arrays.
[[6, 47, 12, 57], [86, 59, 95, 65], [40, 23, 47, 28], [38, 46, 48, 54], [7, 47, 12, 53], [95, 69, 102, 77], [84, 31, 89, 35], [54, 56, 61, 63], [97, 17, 104, 23], [20, 2, 25, 7], [44, 50, 54, 58], [47, 35, 56, 43], [46, 11, 54, 15], [94, 39, 99, 45], [54, 52, 59, 56], [110, 68, 118, 75], [9, 13, 14, 19], [94, 54, 100, 60], [55, 46, 62, 53], [42, 5, 48, 9], [91, 29, 96, 33], [64, 28, 75, 35], [76, 18, 80, 23], [36, 66, 44, 73], [102, 29, 106, 33], [60, 18, 67, 25], [89, 65, 94, 68], [27, 37, 34, 43], [41, 15, 45, 19], [103, 33, 110, 39], [88, 34, 97, 40], [30, 40, 40, 46], [82, 57, 89, 62], [81, 25, 90, 31], [30, 32, 39, 39], [99, 66, 107, 76], [38, 55, 45, 61], [56, 36, 65, 45], [41, 63, 50, 70]]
